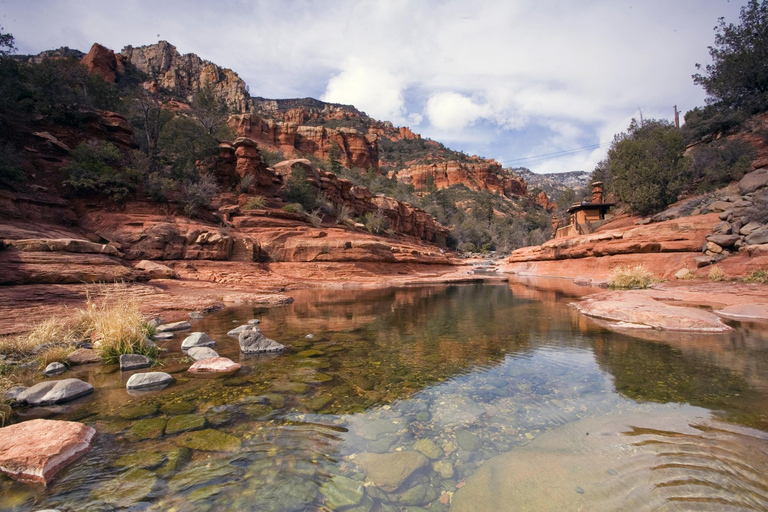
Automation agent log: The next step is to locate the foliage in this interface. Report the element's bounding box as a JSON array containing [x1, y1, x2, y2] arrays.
[[0, 143, 25, 189], [260, 148, 286, 168], [237, 174, 256, 194], [190, 83, 232, 137], [285, 166, 317, 210], [129, 88, 170, 168], [335, 203, 353, 224], [604, 118, 686, 215], [363, 209, 389, 234], [37, 344, 75, 367], [681, 105, 749, 143], [693, 0, 768, 114], [282, 203, 304, 214], [608, 265, 655, 289], [686, 138, 755, 191], [742, 269, 768, 283], [378, 136, 470, 171], [328, 142, 343, 174], [0, 27, 16, 57], [144, 170, 176, 202], [314, 192, 335, 215], [158, 115, 219, 173], [63, 141, 136, 201], [307, 210, 324, 227], [244, 195, 266, 209], [181, 172, 219, 217]]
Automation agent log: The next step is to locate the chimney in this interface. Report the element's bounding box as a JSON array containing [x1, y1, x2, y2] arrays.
[[591, 181, 603, 204]]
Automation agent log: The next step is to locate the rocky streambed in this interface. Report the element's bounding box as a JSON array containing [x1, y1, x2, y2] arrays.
[[1, 282, 767, 511]]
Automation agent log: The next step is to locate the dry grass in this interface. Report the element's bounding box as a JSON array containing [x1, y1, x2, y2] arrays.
[[37, 344, 76, 367], [0, 289, 156, 364], [742, 269, 768, 284], [608, 264, 655, 289], [708, 265, 725, 281], [0, 376, 15, 426]]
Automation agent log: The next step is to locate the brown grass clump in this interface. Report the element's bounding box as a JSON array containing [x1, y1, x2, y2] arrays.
[[37, 345, 76, 367], [0, 376, 15, 426], [608, 264, 655, 289], [0, 288, 156, 364], [708, 265, 725, 281], [742, 269, 768, 284]]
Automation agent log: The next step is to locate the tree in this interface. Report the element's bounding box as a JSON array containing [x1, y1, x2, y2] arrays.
[[158, 115, 219, 174], [693, 0, 768, 113], [606, 118, 687, 215], [190, 83, 231, 137], [0, 27, 16, 57], [129, 88, 170, 170]]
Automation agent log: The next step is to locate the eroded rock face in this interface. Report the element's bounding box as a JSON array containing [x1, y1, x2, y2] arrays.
[[120, 41, 249, 111], [81, 43, 122, 82], [396, 161, 527, 197], [0, 419, 95, 485]]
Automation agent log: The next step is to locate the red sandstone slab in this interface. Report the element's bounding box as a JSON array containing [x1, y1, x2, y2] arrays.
[[188, 357, 241, 374], [0, 419, 95, 485]]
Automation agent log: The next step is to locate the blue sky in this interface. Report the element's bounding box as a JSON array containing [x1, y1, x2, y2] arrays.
[[1, 0, 744, 173]]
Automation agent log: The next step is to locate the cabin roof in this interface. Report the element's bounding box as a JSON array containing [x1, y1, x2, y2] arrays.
[[566, 202, 615, 214]]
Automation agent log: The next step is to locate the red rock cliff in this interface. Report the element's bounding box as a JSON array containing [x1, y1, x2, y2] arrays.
[[395, 161, 527, 197]]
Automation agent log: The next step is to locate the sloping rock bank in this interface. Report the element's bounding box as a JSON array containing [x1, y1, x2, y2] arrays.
[[571, 290, 732, 332], [450, 409, 768, 511]]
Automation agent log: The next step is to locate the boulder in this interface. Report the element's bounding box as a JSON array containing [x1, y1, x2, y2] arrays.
[[740, 221, 763, 235], [135, 260, 177, 279], [155, 321, 191, 333], [17, 379, 94, 406], [0, 419, 95, 484], [43, 362, 67, 376], [187, 347, 219, 361], [739, 169, 768, 194], [152, 332, 174, 341], [239, 330, 285, 354], [188, 357, 241, 374], [181, 332, 216, 349], [746, 226, 768, 245], [119, 354, 152, 371], [573, 276, 592, 286], [66, 348, 101, 365], [126, 372, 174, 390], [706, 234, 740, 248], [674, 268, 692, 280], [227, 324, 258, 337]]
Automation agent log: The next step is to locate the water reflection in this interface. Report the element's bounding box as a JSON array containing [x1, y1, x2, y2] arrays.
[[3, 281, 768, 511]]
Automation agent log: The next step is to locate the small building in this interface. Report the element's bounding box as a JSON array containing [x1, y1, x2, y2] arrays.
[[551, 182, 615, 239]]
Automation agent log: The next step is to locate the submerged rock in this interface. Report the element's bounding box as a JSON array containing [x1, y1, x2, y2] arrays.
[[125, 372, 174, 390], [165, 414, 206, 435], [414, 438, 444, 460], [126, 417, 167, 441], [0, 419, 95, 484], [181, 332, 216, 349], [17, 378, 94, 406], [239, 330, 285, 354], [91, 468, 157, 507], [175, 429, 241, 452], [355, 451, 428, 492], [320, 475, 366, 509]]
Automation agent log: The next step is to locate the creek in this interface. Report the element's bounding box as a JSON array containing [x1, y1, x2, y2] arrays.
[[2, 279, 768, 511]]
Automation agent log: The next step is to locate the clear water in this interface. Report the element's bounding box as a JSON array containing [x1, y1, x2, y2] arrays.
[[2, 280, 768, 511]]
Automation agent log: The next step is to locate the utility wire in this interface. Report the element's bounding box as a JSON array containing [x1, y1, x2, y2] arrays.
[[502, 141, 611, 165]]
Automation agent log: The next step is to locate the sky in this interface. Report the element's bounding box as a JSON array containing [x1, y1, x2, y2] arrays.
[[0, 0, 745, 174]]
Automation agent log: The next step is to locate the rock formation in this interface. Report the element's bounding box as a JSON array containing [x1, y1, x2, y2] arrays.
[[395, 161, 527, 197]]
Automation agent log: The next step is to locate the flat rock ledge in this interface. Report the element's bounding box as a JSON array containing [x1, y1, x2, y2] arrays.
[[715, 304, 768, 323], [188, 357, 241, 374], [17, 379, 94, 406], [571, 291, 733, 332], [0, 419, 95, 485], [126, 372, 174, 390]]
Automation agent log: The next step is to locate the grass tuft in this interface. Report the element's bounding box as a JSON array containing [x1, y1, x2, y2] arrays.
[[244, 195, 266, 210], [741, 269, 768, 284], [708, 265, 725, 281], [608, 264, 655, 289]]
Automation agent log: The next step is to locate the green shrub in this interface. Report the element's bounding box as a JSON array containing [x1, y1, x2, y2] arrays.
[[244, 195, 266, 209], [144, 171, 176, 202], [181, 172, 218, 217], [285, 165, 317, 210], [238, 174, 256, 194], [363, 209, 389, 234], [335, 203, 353, 224], [282, 203, 304, 214], [742, 269, 768, 283], [686, 138, 755, 191], [63, 141, 136, 201], [0, 143, 24, 189], [260, 148, 286, 168]]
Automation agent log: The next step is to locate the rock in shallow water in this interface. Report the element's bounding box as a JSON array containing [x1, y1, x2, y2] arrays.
[[66, 348, 100, 365], [354, 451, 428, 492], [17, 379, 93, 406], [0, 419, 95, 484], [155, 321, 191, 333], [43, 362, 66, 376], [239, 330, 285, 354], [228, 324, 258, 337], [181, 332, 216, 349], [187, 346, 219, 360], [174, 429, 241, 452], [125, 372, 174, 390], [188, 357, 241, 374], [119, 354, 152, 371]]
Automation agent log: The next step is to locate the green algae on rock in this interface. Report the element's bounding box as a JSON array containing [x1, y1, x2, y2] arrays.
[[126, 417, 167, 441], [114, 451, 166, 469], [175, 429, 241, 452], [92, 468, 157, 508], [166, 414, 206, 435]]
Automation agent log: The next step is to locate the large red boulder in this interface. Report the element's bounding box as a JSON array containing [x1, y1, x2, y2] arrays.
[[0, 419, 95, 485]]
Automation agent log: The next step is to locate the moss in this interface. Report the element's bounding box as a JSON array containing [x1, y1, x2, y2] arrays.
[[174, 429, 241, 452], [160, 401, 196, 415], [126, 417, 167, 441], [92, 468, 157, 507], [165, 414, 206, 435], [156, 448, 193, 477], [120, 402, 159, 420], [114, 451, 166, 469]]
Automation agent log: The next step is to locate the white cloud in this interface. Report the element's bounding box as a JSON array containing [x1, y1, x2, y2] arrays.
[[425, 92, 490, 131], [321, 58, 408, 124]]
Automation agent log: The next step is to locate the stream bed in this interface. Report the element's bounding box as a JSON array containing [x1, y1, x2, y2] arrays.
[[2, 279, 768, 511]]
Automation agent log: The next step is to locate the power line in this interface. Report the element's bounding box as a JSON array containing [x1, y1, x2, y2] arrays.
[[501, 141, 611, 165]]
